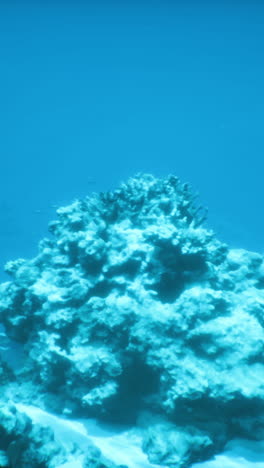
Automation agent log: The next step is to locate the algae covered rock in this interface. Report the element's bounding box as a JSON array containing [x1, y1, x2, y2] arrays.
[[0, 402, 115, 468], [0, 173, 264, 467], [0, 403, 65, 468]]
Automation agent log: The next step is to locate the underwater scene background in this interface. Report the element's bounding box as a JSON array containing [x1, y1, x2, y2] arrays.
[[0, 1, 264, 468]]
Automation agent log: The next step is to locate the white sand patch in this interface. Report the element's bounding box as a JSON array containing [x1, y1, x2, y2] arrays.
[[15, 404, 264, 468], [193, 439, 264, 468], [15, 404, 163, 468]]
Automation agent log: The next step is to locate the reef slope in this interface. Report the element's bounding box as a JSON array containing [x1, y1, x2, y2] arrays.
[[0, 174, 264, 467]]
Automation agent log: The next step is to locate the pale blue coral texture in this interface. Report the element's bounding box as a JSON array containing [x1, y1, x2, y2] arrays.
[[0, 175, 263, 467]]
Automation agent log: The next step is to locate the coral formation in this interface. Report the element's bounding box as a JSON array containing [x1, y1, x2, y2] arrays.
[[0, 174, 264, 467]]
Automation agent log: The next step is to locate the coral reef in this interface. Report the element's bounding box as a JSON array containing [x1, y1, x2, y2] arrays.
[[0, 174, 264, 467], [0, 402, 65, 468]]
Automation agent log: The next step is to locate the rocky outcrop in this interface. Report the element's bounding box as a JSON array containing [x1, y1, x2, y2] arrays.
[[0, 403, 64, 467], [0, 174, 264, 467]]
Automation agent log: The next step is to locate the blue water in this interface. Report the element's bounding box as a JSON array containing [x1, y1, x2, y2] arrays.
[[0, 0, 264, 281]]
